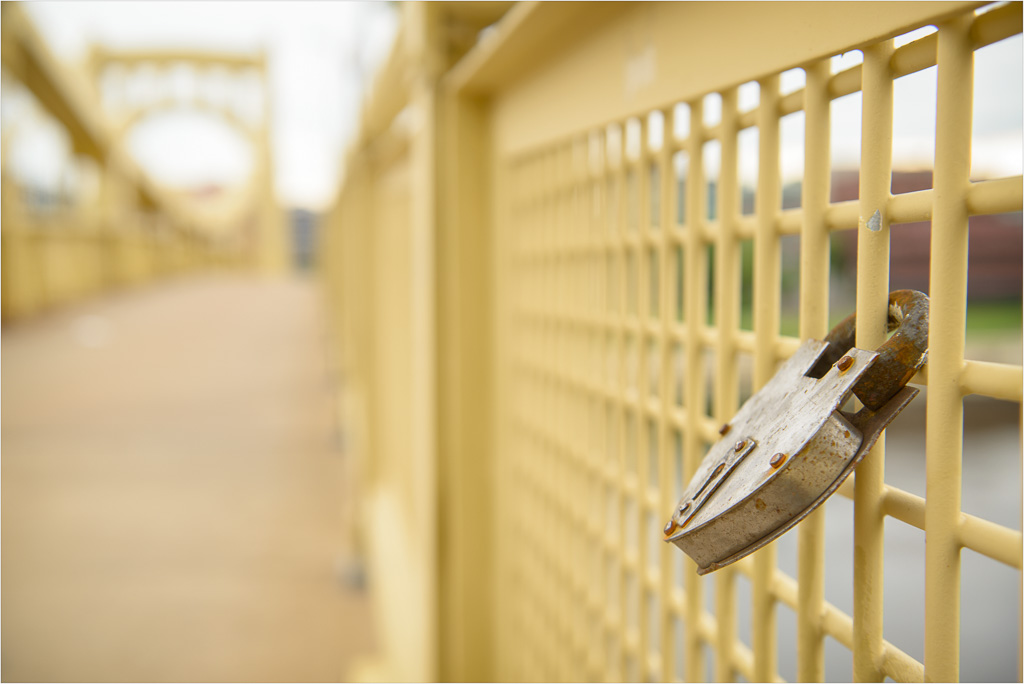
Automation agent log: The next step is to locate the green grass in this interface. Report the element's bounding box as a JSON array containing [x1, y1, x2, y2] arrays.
[[733, 299, 1022, 340], [965, 299, 1023, 335]]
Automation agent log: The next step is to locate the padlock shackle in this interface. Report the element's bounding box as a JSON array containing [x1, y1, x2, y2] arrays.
[[815, 290, 929, 411]]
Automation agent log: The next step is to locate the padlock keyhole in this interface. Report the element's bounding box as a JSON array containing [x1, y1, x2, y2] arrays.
[[806, 346, 849, 380]]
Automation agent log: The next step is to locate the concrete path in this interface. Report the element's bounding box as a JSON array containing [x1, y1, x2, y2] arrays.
[[2, 274, 374, 682]]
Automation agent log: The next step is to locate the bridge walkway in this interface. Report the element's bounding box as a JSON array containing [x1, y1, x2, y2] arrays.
[[2, 274, 373, 682]]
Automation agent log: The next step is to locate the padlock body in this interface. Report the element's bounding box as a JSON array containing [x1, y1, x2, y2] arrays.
[[663, 338, 920, 575], [670, 411, 860, 572]]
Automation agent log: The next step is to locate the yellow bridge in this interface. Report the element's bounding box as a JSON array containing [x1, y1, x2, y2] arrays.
[[1, 3, 286, 321], [3, 2, 1022, 682]]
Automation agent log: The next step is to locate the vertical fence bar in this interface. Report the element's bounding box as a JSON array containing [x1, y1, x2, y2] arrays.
[[555, 144, 565, 679], [581, 133, 598, 684], [797, 58, 832, 683], [636, 115, 652, 682], [564, 140, 578, 684], [752, 72, 782, 683], [657, 105, 676, 684], [520, 155, 534, 682], [545, 149, 557, 682], [926, 13, 973, 682], [580, 135, 598, 684], [518, 163, 530, 680], [574, 137, 588, 684], [596, 128, 613, 684], [542, 148, 556, 682], [714, 86, 742, 683], [499, 158, 521, 682], [520, 155, 537, 684], [683, 98, 708, 683], [614, 125, 630, 684], [553, 144, 565, 682], [557, 142, 571, 682], [854, 38, 895, 683], [525, 154, 539, 682]]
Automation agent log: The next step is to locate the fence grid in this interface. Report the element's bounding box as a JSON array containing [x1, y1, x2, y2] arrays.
[[325, 2, 1023, 681], [494, 4, 1022, 681]]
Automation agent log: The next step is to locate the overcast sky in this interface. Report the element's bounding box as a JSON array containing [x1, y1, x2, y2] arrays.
[[7, 4, 1021, 210]]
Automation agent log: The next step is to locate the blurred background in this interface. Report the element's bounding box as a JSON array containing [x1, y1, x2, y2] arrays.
[[2, 2, 399, 681], [2, 2, 1021, 683]]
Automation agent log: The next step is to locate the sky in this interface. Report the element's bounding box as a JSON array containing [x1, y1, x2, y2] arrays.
[[699, 27, 1023, 185], [6, 4, 1022, 210], [16, 1, 399, 211]]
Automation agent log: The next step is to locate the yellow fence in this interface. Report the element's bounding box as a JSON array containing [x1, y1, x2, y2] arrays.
[[323, 2, 1022, 681]]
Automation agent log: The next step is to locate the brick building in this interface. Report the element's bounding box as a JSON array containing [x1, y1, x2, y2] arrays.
[[831, 170, 1021, 301]]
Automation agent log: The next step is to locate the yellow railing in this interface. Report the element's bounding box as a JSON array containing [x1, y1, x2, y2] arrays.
[[1, 4, 284, 322], [325, 2, 1022, 681]]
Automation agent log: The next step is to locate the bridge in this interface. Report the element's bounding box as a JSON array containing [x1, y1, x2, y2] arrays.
[[2, 4, 363, 680], [1, 3, 286, 321], [3, 2, 1022, 682]]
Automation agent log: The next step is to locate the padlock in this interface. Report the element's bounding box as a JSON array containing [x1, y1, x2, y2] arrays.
[[663, 290, 928, 575]]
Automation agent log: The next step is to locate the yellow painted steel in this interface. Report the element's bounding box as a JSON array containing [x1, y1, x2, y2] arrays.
[[753, 73, 782, 683], [853, 37, 895, 683], [1, 4, 285, 324], [927, 13, 975, 681], [322, 2, 1023, 682], [796, 58, 832, 684]]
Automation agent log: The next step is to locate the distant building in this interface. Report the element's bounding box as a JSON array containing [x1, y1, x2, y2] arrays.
[[691, 170, 1020, 305], [831, 170, 1022, 301], [289, 208, 318, 271]]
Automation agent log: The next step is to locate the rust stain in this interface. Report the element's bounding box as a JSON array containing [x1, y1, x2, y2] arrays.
[[818, 289, 929, 410]]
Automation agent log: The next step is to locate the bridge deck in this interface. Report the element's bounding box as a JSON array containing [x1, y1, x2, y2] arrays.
[[2, 274, 373, 682]]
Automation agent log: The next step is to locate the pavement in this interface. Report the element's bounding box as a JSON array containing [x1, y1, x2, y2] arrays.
[[2, 274, 375, 682]]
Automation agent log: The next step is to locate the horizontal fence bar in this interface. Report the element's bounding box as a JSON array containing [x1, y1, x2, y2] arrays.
[[960, 360, 1024, 401], [960, 513, 1024, 568], [966, 176, 1024, 216], [881, 643, 926, 683]]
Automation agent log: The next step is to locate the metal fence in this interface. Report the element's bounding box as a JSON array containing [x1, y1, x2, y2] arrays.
[[323, 2, 1023, 681]]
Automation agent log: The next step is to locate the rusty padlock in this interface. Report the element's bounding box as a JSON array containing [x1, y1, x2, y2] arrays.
[[663, 290, 928, 575]]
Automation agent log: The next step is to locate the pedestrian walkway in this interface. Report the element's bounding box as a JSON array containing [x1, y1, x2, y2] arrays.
[[2, 274, 374, 682]]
